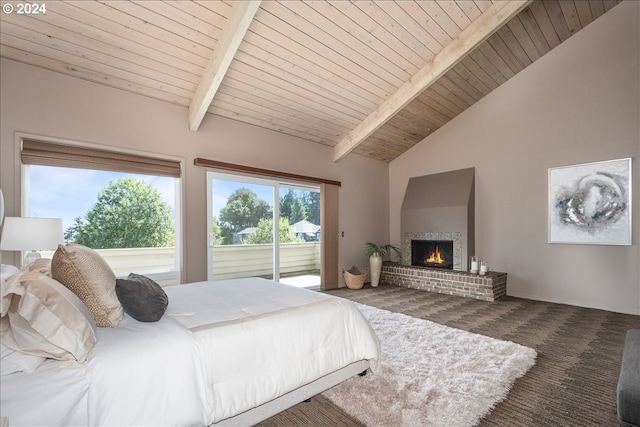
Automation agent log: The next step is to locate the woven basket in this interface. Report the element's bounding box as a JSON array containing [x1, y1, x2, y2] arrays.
[[343, 267, 368, 290]]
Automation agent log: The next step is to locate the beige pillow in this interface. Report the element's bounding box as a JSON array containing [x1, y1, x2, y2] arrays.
[[0, 271, 97, 362], [21, 257, 52, 276], [51, 243, 123, 327]]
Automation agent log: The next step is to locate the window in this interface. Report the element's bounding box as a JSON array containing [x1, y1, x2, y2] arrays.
[[207, 171, 321, 288], [196, 157, 340, 289], [20, 139, 183, 286]]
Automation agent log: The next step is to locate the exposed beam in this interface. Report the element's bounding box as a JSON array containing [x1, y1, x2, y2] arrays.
[[332, 0, 533, 162], [189, 0, 261, 131]]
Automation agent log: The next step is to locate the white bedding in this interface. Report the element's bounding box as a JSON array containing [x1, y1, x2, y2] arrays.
[[1, 278, 380, 426], [167, 278, 381, 423], [1, 315, 207, 427], [0, 359, 88, 426], [86, 315, 207, 426]]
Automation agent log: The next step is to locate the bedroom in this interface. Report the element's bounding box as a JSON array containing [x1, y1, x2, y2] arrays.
[[1, 1, 638, 426]]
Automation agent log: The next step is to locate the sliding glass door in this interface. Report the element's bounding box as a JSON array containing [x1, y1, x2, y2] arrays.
[[277, 184, 321, 287], [206, 172, 321, 287]]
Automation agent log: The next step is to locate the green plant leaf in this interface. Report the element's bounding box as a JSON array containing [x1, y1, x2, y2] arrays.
[[364, 241, 401, 259]]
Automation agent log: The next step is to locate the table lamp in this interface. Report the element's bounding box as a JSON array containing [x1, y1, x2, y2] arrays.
[[0, 217, 64, 266]]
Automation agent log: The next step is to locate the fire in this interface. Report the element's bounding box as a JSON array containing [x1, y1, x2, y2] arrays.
[[425, 246, 445, 264]]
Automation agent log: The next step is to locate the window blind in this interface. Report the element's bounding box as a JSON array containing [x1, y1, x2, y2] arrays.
[[21, 140, 181, 178], [194, 157, 341, 187]]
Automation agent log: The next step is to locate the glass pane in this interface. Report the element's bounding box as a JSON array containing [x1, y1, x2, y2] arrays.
[[210, 177, 274, 280], [278, 186, 321, 288], [26, 165, 179, 285]]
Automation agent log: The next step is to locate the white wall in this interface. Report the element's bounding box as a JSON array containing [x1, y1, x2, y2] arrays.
[[390, 1, 639, 314], [0, 58, 389, 285]]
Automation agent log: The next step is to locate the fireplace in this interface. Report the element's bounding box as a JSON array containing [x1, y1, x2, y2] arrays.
[[403, 231, 463, 271], [401, 168, 475, 271], [411, 240, 454, 270]]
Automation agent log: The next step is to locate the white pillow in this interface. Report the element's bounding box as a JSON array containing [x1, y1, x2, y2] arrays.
[[1, 271, 97, 362], [1, 259, 50, 284], [0, 343, 45, 375], [0, 264, 20, 284]]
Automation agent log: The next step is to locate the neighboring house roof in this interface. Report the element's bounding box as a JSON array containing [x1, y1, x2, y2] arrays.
[[291, 220, 320, 235], [235, 227, 257, 236]]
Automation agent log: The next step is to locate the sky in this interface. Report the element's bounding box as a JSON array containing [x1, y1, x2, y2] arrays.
[[26, 166, 314, 232], [210, 178, 274, 220], [28, 165, 176, 231], [210, 178, 320, 222]]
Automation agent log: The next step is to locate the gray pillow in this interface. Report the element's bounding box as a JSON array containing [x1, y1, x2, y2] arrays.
[[115, 274, 168, 322]]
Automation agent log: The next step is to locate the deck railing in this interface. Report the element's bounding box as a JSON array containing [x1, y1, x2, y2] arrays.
[[41, 242, 321, 284], [210, 242, 321, 280]]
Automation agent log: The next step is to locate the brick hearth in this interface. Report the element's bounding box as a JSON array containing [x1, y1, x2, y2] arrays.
[[381, 262, 507, 301]]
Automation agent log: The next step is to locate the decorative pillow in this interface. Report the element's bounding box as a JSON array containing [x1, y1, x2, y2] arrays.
[[0, 343, 46, 375], [51, 243, 123, 328], [116, 273, 168, 322], [1, 264, 21, 284], [0, 271, 97, 363], [21, 258, 52, 276]]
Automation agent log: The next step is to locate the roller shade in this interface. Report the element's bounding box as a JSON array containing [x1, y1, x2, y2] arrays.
[[194, 157, 341, 186], [21, 140, 181, 178]]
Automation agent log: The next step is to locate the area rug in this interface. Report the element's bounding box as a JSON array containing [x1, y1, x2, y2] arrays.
[[323, 303, 537, 427]]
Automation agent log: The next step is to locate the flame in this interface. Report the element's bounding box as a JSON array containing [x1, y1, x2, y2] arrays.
[[425, 246, 445, 264]]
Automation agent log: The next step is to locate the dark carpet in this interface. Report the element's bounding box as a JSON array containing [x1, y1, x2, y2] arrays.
[[257, 284, 639, 427]]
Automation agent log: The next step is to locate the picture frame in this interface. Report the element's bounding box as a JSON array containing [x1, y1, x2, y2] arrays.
[[548, 158, 632, 245]]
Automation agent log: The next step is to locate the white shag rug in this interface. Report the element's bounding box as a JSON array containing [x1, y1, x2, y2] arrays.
[[323, 303, 537, 427]]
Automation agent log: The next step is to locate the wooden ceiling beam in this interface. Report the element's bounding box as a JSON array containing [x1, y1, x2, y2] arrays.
[[189, 0, 261, 131], [332, 0, 533, 162]]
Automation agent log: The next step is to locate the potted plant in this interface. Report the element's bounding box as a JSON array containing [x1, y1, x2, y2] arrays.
[[364, 242, 401, 287]]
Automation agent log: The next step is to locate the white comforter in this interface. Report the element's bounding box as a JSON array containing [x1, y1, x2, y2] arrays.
[[1, 315, 207, 427], [87, 315, 207, 426], [167, 278, 381, 423], [1, 278, 380, 426]]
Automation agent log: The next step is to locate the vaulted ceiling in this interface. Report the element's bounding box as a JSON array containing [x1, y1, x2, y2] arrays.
[[0, 0, 622, 162]]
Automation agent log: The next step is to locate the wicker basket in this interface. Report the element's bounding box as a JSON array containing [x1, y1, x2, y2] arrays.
[[342, 267, 368, 290]]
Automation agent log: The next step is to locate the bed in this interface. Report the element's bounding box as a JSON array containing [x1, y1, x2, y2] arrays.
[[0, 247, 381, 427]]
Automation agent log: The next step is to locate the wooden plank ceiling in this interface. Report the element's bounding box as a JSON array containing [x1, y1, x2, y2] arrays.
[[0, 0, 622, 163]]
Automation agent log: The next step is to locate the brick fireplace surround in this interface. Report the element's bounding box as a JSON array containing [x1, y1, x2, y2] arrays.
[[381, 262, 507, 301]]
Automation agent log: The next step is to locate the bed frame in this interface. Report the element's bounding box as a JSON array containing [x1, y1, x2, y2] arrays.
[[213, 360, 369, 426]]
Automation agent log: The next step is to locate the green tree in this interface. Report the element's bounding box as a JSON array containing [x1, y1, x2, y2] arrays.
[[64, 217, 82, 243], [211, 215, 224, 245], [69, 178, 174, 249], [280, 189, 307, 224], [245, 217, 303, 244], [302, 192, 321, 225], [219, 188, 272, 244]]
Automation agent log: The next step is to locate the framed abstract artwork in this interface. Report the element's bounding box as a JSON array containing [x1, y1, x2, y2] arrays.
[[548, 158, 632, 245]]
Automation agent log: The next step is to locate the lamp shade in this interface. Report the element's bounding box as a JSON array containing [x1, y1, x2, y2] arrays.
[[0, 217, 64, 251]]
